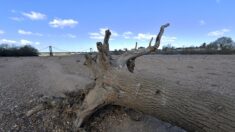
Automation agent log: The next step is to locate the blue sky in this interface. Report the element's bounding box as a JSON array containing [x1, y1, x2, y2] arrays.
[[0, 0, 234, 52]]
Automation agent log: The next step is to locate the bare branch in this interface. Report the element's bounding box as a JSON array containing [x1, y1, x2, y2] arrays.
[[148, 37, 153, 48], [135, 42, 138, 50], [155, 23, 170, 49], [93, 30, 112, 71], [125, 23, 170, 72], [96, 29, 111, 55], [96, 42, 103, 53], [103, 30, 111, 54]]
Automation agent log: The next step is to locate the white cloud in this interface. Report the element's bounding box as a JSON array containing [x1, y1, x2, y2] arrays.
[[0, 39, 17, 44], [22, 11, 46, 20], [199, 20, 206, 25], [66, 33, 77, 38], [89, 28, 118, 40], [0, 39, 40, 45], [162, 36, 177, 43], [18, 29, 32, 35], [20, 39, 40, 45], [35, 42, 40, 45], [99, 28, 118, 37], [123, 31, 133, 39], [34, 33, 43, 36], [11, 9, 16, 13], [9, 10, 24, 21], [9, 17, 24, 21], [133, 33, 177, 43], [89, 29, 176, 44], [0, 30, 5, 35], [20, 39, 32, 45], [49, 18, 78, 28], [18, 29, 43, 36], [134, 33, 155, 40], [208, 29, 230, 37], [89, 33, 103, 40]]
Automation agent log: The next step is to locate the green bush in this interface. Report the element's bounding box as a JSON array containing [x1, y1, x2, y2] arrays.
[[0, 45, 39, 56]]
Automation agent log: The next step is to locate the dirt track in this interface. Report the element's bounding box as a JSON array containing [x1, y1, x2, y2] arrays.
[[0, 55, 235, 131]]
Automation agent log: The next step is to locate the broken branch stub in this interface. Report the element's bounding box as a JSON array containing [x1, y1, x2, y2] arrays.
[[84, 23, 169, 73], [125, 23, 170, 72], [148, 37, 153, 48], [135, 42, 138, 50], [103, 29, 111, 54]]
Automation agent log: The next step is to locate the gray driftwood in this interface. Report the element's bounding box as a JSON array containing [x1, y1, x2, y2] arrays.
[[28, 23, 235, 132]]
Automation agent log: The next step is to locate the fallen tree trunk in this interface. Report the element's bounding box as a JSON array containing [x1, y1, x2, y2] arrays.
[[76, 23, 235, 131], [28, 23, 235, 131], [101, 70, 235, 131]]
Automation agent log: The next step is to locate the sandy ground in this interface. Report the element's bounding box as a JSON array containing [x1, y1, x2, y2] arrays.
[[0, 55, 235, 131]]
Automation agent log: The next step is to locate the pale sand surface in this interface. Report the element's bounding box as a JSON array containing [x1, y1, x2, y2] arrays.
[[0, 55, 234, 131]]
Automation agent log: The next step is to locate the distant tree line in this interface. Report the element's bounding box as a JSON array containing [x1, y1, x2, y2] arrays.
[[111, 49, 126, 55], [160, 37, 235, 54], [0, 44, 39, 56], [111, 37, 235, 55]]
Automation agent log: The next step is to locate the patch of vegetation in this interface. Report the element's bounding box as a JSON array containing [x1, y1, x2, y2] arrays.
[[111, 49, 125, 55], [0, 44, 39, 56], [160, 37, 235, 55]]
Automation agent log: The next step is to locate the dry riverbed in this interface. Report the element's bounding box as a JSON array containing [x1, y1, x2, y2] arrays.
[[0, 55, 234, 131]]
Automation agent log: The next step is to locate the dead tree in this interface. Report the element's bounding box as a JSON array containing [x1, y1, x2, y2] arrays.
[[75, 23, 235, 131], [28, 23, 235, 131], [135, 42, 138, 50]]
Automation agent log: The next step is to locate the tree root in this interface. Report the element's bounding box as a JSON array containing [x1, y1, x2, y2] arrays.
[[26, 82, 95, 117], [25, 24, 173, 131]]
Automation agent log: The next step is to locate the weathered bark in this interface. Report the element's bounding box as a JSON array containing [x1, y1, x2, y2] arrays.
[[27, 23, 235, 131], [102, 70, 235, 131], [76, 23, 235, 131]]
